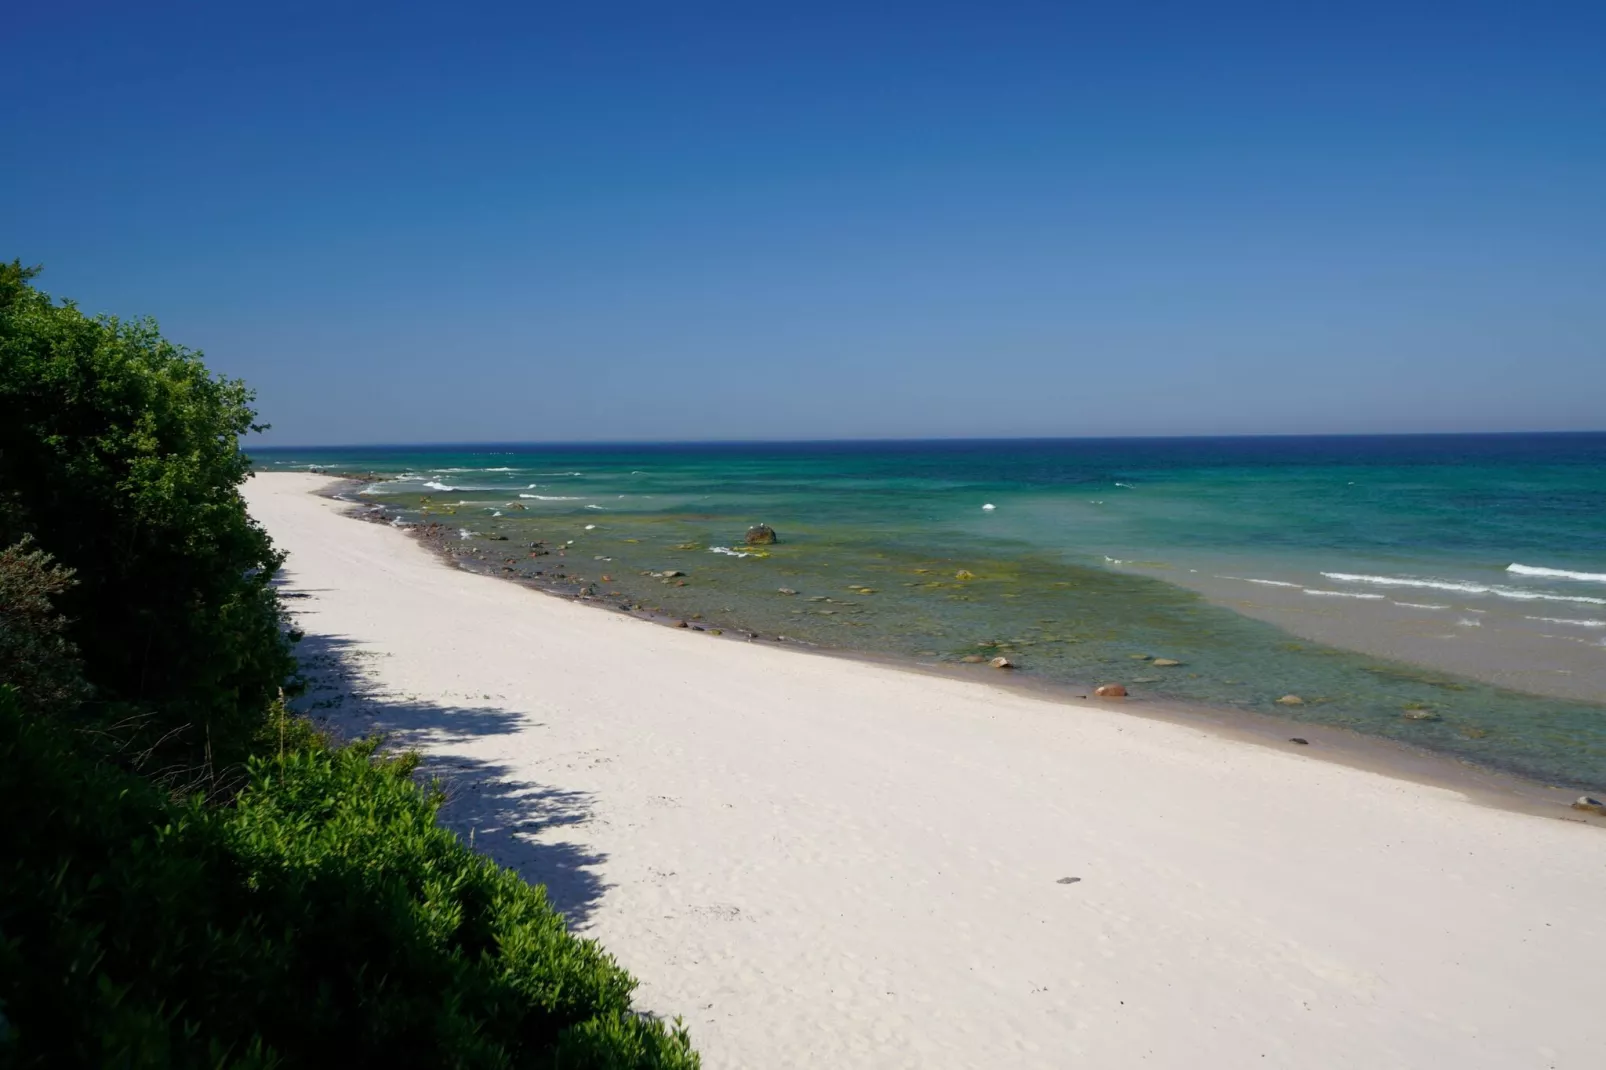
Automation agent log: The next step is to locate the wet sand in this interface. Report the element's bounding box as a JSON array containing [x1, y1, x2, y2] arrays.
[[1123, 559, 1606, 706]]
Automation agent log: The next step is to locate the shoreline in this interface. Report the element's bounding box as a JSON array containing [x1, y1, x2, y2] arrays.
[[250, 471, 1606, 1068], [321, 475, 1601, 812]]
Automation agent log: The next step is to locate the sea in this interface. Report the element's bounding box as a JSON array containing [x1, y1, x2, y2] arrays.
[[253, 434, 1606, 789]]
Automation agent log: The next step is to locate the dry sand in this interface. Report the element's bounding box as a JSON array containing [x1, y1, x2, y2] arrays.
[[247, 472, 1605, 1069]]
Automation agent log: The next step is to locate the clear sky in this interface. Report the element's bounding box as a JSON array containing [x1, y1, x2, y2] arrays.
[[4, 1, 1603, 444]]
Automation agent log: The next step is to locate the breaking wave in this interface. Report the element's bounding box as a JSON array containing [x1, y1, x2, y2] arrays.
[[1321, 572, 1606, 606], [1525, 616, 1606, 628], [1507, 563, 1606, 583]]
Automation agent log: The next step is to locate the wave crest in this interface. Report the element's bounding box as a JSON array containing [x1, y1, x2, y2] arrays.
[[1507, 563, 1606, 584], [1322, 572, 1606, 606]]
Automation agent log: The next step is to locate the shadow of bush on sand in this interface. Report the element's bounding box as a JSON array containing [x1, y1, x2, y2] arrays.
[[287, 627, 610, 928]]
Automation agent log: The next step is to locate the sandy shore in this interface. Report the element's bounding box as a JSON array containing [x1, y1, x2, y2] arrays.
[[247, 472, 1604, 1069]]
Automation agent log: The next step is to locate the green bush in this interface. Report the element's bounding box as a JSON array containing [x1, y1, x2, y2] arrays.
[[0, 261, 292, 777], [0, 687, 698, 1069], [0, 264, 697, 1066], [0, 536, 88, 717]]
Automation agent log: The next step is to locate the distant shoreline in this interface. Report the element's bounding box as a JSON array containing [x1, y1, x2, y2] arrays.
[[308, 473, 1597, 811]]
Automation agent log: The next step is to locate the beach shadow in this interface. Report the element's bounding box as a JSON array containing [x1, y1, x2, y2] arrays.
[[284, 623, 610, 926]]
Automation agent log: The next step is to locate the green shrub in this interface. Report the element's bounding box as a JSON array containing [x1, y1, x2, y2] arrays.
[[0, 261, 292, 777], [0, 536, 88, 716], [0, 263, 697, 1066], [0, 687, 698, 1069]]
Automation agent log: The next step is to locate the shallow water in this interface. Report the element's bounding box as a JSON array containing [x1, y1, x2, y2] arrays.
[[254, 435, 1606, 788]]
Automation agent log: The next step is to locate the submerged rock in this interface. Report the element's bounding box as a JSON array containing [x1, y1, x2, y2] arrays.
[[1277, 694, 1305, 706], [1094, 684, 1127, 698], [777, 587, 798, 595], [1152, 658, 1182, 667], [954, 569, 975, 580], [989, 656, 1015, 669], [745, 524, 778, 545], [1401, 708, 1440, 721], [960, 655, 987, 663]]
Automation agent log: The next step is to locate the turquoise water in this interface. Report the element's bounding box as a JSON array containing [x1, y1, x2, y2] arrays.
[[254, 435, 1606, 788]]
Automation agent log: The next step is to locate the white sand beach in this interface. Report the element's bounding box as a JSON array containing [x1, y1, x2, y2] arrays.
[[247, 472, 1604, 1069]]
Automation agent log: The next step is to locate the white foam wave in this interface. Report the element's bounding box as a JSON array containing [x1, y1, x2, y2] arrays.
[[1320, 572, 1606, 606], [483, 467, 516, 472], [1322, 572, 1485, 594], [423, 481, 456, 491], [1302, 589, 1386, 600], [709, 546, 757, 558], [1114, 481, 1135, 488], [585, 504, 603, 510], [1234, 577, 1301, 589], [518, 494, 582, 500], [1393, 602, 1449, 610], [535, 471, 583, 477], [457, 528, 472, 540], [1507, 563, 1606, 583], [1456, 617, 1482, 627], [1525, 616, 1606, 628]]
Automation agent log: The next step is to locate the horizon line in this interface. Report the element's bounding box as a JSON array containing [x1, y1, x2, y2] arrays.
[[247, 429, 1606, 451]]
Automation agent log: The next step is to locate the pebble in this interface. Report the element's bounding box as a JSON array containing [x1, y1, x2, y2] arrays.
[[1152, 658, 1182, 667], [1289, 737, 1309, 745], [1277, 694, 1305, 706], [1573, 796, 1606, 816], [1094, 684, 1127, 698], [989, 656, 1015, 669], [778, 587, 798, 595]]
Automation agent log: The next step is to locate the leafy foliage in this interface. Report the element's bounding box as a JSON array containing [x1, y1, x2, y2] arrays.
[[0, 536, 88, 716], [0, 688, 697, 1069], [0, 261, 292, 777], [0, 264, 697, 1067]]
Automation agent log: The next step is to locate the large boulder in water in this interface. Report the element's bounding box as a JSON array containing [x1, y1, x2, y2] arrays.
[[746, 524, 778, 545]]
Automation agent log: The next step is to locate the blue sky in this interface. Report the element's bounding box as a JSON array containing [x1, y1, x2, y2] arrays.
[[4, 1, 1603, 444]]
